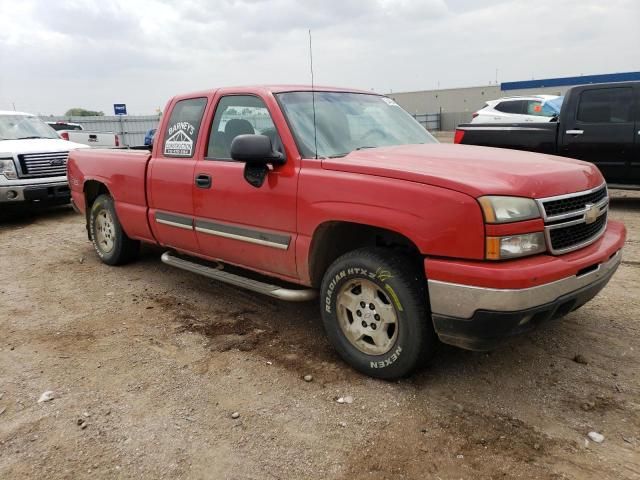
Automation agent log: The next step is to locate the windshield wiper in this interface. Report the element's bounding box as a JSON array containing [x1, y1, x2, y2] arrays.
[[16, 136, 48, 140], [355, 146, 376, 151]]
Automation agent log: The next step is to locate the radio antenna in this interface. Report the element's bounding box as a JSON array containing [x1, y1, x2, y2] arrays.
[[309, 29, 318, 159]]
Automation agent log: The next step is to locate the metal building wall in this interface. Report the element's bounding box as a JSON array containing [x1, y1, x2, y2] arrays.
[[390, 85, 500, 131], [390, 85, 500, 115], [390, 72, 639, 131], [41, 115, 161, 146]]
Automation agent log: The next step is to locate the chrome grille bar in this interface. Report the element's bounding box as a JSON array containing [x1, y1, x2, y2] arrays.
[[536, 184, 609, 255], [18, 151, 69, 178]]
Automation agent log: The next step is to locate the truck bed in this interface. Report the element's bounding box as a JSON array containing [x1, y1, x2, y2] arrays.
[[455, 122, 559, 155], [67, 148, 154, 241]]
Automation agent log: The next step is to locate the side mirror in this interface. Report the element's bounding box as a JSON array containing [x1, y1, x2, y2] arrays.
[[230, 134, 285, 188], [230, 134, 285, 165]]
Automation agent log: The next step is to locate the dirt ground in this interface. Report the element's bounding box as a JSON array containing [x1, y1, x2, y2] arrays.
[[1, 190, 639, 480]]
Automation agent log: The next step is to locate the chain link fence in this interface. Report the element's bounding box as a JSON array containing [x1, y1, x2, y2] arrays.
[[412, 113, 441, 131]]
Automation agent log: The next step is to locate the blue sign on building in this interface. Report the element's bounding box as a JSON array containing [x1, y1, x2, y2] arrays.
[[114, 104, 127, 115]]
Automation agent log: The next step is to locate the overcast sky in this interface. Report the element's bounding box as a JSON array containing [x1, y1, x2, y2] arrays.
[[1, 0, 638, 115]]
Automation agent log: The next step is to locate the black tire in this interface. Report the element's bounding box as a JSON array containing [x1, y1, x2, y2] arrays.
[[89, 194, 139, 266], [320, 247, 437, 379]]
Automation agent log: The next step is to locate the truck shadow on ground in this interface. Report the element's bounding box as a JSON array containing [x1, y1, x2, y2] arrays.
[[142, 247, 571, 386], [0, 204, 75, 227], [132, 247, 356, 381], [128, 231, 626, 388]]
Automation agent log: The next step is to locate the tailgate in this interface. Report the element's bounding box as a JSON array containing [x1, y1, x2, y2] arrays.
[[455, 122, 559, 155]]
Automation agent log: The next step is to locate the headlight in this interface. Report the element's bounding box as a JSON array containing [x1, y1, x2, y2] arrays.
[[0, 158, 18, 180], [486, 232, 546, 260], [478, 196, 541, 223]]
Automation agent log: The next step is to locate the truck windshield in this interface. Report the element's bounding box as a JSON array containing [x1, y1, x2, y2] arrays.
[[0, 115, 60, 140], [276, 92, 437, 158]]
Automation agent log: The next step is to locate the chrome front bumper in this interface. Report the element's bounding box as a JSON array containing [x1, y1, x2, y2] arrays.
[[428, 249, 622, 320]]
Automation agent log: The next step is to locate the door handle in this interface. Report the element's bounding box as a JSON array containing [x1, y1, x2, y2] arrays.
[[195, 173, 212, 189], [566, 129, 584, 135]]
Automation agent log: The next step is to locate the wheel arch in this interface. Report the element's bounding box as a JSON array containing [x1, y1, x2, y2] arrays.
[[83, 180, 111, 239], [307, 221, 423, 288]]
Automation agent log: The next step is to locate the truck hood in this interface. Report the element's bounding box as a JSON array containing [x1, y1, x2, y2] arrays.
[[321, 144, 604, 198], [0, 138, 89, 155]]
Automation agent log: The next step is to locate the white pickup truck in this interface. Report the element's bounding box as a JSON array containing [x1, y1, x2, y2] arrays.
[[47, 121, 120, 148], [1, 111, 88, 205]]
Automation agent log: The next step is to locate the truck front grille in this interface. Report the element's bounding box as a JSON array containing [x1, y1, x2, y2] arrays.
[[18, 151, 69, 178], [537, 184, 609, 255], [542, 185, 607, 217], [549, 212, 607, 252]]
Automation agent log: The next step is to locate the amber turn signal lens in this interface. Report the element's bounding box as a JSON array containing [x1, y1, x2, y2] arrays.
[[478, 197, 497, 223], [486, 237, 501, 260]]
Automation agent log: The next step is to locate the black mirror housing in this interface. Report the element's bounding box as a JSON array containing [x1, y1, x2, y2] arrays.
[[230, 134, 285, 165]]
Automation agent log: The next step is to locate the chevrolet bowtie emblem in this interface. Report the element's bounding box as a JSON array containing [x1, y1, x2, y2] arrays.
[[584, 203, 599, 224]]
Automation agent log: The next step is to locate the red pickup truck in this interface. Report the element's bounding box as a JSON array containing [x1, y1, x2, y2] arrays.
[[67, 85, 626, 379]]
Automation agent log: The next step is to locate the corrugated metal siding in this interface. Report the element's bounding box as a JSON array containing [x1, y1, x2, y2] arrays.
[[41, 115, 160, 146]]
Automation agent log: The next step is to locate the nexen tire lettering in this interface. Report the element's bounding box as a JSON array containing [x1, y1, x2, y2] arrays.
[[370, 346, 403, 369]]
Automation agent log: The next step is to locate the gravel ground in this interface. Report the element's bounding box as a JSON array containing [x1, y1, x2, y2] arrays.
[[0, 190, 638, 480]]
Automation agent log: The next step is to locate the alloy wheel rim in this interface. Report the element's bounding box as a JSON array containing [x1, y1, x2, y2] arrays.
[[336, 278, 399, 355], [95, 209, 115, 254]]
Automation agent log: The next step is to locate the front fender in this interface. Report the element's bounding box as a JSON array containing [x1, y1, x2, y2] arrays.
[[296, 167, 486, 282]]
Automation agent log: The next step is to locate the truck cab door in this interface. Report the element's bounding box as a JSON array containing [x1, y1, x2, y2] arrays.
[[147, 97, 208, 253], [633, 84, 640, 184], [561, 86, 635, 184], [191, 93, 299, 280]]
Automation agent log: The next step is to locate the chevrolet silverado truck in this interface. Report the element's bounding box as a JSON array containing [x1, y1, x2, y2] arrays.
[[1, 111, 88, 206], [455, 81, 640, 188], [67, 86, 626, 379]]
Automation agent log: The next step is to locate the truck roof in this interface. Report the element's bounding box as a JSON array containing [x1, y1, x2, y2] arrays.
[[171, 85, 380, 101]]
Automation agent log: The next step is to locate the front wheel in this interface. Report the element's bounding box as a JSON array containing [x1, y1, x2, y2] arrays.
[[320, 248, 437, 379], [89, 194, 140, 265]]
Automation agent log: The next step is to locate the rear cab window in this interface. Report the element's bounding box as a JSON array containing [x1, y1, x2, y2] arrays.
[[163, 97, 208, 157], [576, 87, 634, 123]]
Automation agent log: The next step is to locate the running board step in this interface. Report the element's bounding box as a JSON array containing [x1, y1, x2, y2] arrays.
[[161, 252, 317, 302]]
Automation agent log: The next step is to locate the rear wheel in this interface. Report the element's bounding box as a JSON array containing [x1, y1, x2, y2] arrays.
[[320, 247, 437, 379], [89, 194, 139, 265]]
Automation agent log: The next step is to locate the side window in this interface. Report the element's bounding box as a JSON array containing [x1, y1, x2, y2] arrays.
[[495, 100, 524, 114], [163, 97, 207, 158], [577, 88, 633, 124], [526, 101, 544, 116], [206, 95, 281, 160]]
